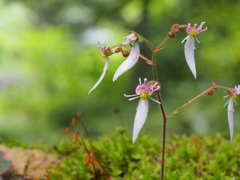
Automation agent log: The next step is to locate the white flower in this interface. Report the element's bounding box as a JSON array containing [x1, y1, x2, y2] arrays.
[[182, 22, 207, 78], [88, 41, 113, 94], [124, 78, 160, 143], [113, 33, 140, 81], [223, 85, 240, 141]]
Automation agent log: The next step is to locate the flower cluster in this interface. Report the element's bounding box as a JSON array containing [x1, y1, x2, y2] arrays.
[[224, 85, 240, 141], [88, 33, 140, 94], [89, 22, 239, 143]]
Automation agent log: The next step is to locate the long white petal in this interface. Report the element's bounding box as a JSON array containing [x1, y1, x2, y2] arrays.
[[113, 43, 140, 81], [227, 98, 235, 141], [88, 57, 109, 94], [183, 35, 197, 79], [132, 99, 149, 143]]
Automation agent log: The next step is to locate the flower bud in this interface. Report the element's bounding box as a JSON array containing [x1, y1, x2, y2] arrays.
[[115, 47, 121, 53], [103, 47, 113, 57], [76, 112, 82, 117], [71, 118, 77, 126], [174, 28, 180, 34], [65, 127, 71, 135], [210, 81, 217, 90], [72, 132, 78, 142], [122, 50, 130, 57], [206, 81, 217, 95], [167, 31, 175, 38], [171, 24, 179, 31], [206, 89, 214, 95]]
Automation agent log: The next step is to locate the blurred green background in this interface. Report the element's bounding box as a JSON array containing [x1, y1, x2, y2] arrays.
[[0, 0, 240, 144]]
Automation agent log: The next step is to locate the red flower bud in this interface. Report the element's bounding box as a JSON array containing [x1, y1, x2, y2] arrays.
[[206, 89, 214, 95], [167, 31, 175, 38], [115, 47, 121, 53], [122, 50, 130, 57], [206, 82, 217, 95], [65, 127, 71, 135], [76, 112, 82, 117], [72, 132, 78, 142], [174, 28, 179, 34], [71, 118, 77, 126]]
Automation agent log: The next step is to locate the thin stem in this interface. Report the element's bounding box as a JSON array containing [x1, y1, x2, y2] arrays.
[[148, 36, 170, 180], [132, 30, 155, 51], [139, 54, 154, 65], [148, 34, 171, 180], [157, 91, 167, 180], [166, 85, 231, 119], [48, 167, 78, 180], [155, 36, 170, 52]]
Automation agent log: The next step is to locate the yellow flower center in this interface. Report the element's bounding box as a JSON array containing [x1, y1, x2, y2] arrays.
[[190, 31, 197, 37], [233, 94, 238, 100], [101, 54, 106, 58], [140, 92, 149, 99]]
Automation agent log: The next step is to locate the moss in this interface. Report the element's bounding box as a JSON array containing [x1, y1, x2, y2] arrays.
[[1, 130, 240, 179], [44, 130, 240, 180]]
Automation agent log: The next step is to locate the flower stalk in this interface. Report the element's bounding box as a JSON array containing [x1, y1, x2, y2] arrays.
[[142, 33, 170, 180], [166, 85, 231, 120]]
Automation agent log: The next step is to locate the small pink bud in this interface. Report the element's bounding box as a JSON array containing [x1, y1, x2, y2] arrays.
[[174, 28, 179, 34]]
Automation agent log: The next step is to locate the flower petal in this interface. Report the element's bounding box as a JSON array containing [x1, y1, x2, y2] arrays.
[[88, 57, 110, 94], [132, 99, 149, 143], [227, 98, 235, 141], [122, 33, 137, 45], [183, 35, 197, 78], [113, 43, 140, 81]]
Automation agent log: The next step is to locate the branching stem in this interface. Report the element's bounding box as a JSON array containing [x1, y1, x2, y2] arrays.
[[166, 85, 231, 119], [143, 35, 170, 180]]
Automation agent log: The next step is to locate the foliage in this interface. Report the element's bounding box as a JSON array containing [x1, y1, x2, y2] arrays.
[[45, 130, 240, 180], [0, 0, 240, 146]]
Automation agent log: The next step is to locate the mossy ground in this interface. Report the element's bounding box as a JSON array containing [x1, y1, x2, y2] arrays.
[[1, 129, 240, 180]]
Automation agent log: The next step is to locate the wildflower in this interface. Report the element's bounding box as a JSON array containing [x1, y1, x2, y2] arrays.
[[124, 78, 160, 143], [182, 22, 207, 78], [113, 33, 140, 81], [224, 85, 240, 141], [88, 41, 113, 94]]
